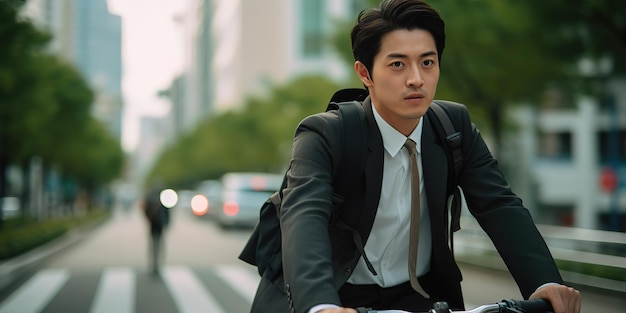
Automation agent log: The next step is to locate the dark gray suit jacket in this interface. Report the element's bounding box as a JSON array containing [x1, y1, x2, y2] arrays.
[[251, 97, 562, 313]]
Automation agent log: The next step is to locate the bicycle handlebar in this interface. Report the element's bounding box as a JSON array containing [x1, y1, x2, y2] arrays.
[[362, 298, 553, 313], [504, 299, 553, 313]]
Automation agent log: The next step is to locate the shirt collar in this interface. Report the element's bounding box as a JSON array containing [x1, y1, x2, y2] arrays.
[[372, 102, 423, 158]]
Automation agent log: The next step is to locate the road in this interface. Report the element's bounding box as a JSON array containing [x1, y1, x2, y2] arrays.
[[0, 205, 623, 313]]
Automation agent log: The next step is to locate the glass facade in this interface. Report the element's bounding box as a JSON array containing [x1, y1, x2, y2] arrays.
[[300, 0, 326, 57]]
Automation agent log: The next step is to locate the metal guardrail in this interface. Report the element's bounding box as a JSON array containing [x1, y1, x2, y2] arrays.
[[454, 217, 626, 293]]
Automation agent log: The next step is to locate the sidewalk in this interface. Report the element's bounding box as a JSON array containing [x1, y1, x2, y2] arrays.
[[0, 211, 112, 299]]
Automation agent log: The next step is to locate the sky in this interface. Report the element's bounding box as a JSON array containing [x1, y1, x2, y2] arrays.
[[107, 0, 189, 152]]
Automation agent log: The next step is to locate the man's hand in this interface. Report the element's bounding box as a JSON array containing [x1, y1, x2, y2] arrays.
[[529, 284, 581, 313]]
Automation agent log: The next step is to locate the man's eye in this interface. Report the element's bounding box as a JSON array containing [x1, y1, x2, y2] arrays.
[[391, 61, 404, 68], [423, 60, 435, 67]]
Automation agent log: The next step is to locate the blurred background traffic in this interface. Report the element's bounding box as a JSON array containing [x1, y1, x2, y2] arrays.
[[0, 0, 625, 312]]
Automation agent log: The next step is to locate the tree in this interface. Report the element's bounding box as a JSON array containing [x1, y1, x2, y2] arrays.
[[147, 75, 341, 188], [434, 0, 575, 154], [0, 4, 53, 159], [530, 1, 625, 74], [0, 1, 124, 222], [32, 56, 94, 165], [62, 120, 124, 188], [0, 1, 53, 223]]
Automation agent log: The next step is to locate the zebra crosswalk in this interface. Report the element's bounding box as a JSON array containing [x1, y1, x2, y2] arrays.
[[91, 267, 134, 313], [0, 265, 261, 313]]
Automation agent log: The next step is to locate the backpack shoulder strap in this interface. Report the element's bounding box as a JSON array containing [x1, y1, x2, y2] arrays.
[[333, 101, 367, 197], [327, 88, 368, 198], [429, 101, 464, 253], [430, 101, 463, 176], [327, 89, 376, 275], [326, 88, 368, 110]]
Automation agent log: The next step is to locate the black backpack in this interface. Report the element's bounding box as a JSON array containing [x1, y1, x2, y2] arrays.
[[238, 88, 463, 280]]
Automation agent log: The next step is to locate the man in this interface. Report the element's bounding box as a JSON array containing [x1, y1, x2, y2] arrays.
[[250, 1, 581, 312], [143, 182, 170, 275]]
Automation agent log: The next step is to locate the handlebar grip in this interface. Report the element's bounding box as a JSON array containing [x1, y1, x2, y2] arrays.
[[507, 299, 554, 313]]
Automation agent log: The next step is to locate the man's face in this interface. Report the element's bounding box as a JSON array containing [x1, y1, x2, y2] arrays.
[[355, 28, 440, 135]]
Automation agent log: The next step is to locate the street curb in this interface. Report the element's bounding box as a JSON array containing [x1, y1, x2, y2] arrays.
[[0, 216, 110, 299]]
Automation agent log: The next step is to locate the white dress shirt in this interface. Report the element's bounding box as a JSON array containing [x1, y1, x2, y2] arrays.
[[346, 103, 432, 286]]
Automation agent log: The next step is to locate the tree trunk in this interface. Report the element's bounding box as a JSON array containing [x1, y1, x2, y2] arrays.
[[0, 161, 6, 227]]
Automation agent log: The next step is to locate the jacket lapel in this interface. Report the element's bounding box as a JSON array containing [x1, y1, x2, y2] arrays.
[[422, 110, 449, 235]]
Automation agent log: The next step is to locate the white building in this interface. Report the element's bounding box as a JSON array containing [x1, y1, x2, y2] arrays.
[[166, 0, 363, 136], [210, 0, 357, 110], [506, 78, 626, 231], [21, 0, 124, 142], [21, 0, 75, 61], [133, 116, 175, 184]]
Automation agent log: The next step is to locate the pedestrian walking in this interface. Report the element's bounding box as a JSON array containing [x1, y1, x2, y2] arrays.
[[143, 182, 170, 275]]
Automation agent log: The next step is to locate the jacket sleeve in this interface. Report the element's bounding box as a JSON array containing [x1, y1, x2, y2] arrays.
[[280, 111, 344, 313], [452, 104, 564, 298]]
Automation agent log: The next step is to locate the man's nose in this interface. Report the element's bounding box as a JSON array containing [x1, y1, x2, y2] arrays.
[[406, 66, 424, 87]]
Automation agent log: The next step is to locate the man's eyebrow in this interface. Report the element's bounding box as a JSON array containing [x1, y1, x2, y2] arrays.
[[385, 51, 437, 59]]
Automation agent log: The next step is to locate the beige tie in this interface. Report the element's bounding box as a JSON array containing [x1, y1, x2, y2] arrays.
[[403, 139, 430, 299]]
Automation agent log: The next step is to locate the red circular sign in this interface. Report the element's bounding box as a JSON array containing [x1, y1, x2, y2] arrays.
[[599, 167, 618, 193]]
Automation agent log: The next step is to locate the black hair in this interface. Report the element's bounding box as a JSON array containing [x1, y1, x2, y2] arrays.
[[351, 0, 445, 76]]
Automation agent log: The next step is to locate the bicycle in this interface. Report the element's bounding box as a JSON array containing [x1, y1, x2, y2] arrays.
[[358, 298, 553, 313]]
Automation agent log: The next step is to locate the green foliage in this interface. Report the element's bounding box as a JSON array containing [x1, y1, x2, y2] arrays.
[[0, 209, 109, 260], [437, 1, 566, 100], [431, 1, 576, 147], [0, 1, 124, 192], [62, 121, 125, 187], [148, 76, 341, 188], [0, 3, 53, 164], [527, 0, 626, 74]]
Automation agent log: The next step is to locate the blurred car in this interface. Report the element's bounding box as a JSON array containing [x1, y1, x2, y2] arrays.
[[193, 180, 223, 217], [216, 172, 282, 228], [175, 189, 196, 210]]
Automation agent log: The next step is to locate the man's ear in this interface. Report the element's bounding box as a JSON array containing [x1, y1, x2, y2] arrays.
[[354, 61, 373, 87]]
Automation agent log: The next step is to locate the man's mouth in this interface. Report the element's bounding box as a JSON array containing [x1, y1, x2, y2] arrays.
[[405, 93, 424, 100]]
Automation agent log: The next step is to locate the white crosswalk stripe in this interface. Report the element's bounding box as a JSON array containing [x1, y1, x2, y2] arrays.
[[0, 269, 69, 313], [162, 266, 227, 313], [214, 264, 260, 303], [0, 265, 261, 313], [90, 267, 135, 313]]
